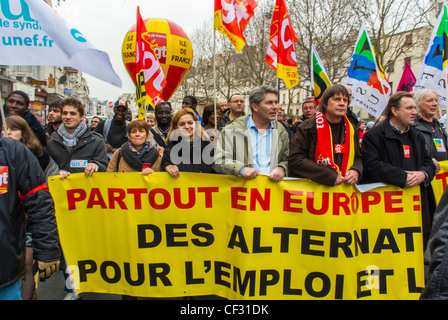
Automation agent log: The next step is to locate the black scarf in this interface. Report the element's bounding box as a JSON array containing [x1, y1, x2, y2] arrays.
[[120, 142, 159, 171]]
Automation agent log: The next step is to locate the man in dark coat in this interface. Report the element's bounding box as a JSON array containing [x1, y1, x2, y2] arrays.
[[47, 98, 108, 179], [2, 90, 47, 147], [95, 98, 129, 158], [420, 187, 448, 300], [0, 136, 60, 299], [361, 91, 436, 248]]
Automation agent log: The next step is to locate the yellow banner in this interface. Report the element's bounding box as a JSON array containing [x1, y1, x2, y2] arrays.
[[49, 173, 425, 300], [431, 160, 448, 205]]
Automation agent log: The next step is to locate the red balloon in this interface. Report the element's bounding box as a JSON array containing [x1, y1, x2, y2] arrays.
[[122, 18, 193, 101]]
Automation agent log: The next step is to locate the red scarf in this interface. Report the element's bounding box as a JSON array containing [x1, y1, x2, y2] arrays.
[[315, 112, 355, 175]]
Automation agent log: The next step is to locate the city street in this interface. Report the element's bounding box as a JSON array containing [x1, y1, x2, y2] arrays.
[[36, 270, 121, 300]]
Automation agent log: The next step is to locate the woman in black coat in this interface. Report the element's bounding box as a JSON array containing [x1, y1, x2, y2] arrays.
[[162, 108, 214, 177]]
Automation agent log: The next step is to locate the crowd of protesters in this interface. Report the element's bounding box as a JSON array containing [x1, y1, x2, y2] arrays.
[[1, 84, 448, 300]]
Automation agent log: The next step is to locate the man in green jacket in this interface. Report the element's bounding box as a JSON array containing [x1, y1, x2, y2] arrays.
[[214, 85, 289, 181]]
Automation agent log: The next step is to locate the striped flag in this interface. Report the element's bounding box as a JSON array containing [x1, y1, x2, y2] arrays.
[[135, 6, 166, 118], [346, 22, 391, 118], [414, 1, 448, 106], [266, 0, 299, 90], [311, 45, 332, 106], [214, 0, 257, 53]]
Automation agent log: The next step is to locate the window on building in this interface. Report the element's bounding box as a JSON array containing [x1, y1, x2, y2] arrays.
[[404, 34, 413, 47], [386, 62, 394, 73], [404, 57, 412, 67]]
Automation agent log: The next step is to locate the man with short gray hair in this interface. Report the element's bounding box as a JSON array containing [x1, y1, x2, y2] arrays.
[[214, 85, 289, 181]]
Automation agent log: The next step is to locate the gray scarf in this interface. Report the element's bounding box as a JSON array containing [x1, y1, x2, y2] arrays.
[[57, 121, 88, 150]]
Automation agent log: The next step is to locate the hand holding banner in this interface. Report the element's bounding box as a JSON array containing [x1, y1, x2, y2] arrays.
[[50, 172, 425, 300]]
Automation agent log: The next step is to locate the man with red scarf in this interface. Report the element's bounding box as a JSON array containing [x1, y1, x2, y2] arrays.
[[288, 84, 363, 186]]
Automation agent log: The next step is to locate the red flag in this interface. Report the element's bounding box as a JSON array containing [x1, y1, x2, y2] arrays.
[[214, 0, 258, 52], [396, 62, 416, 92], [135, 6, 166, 117], [266, 0, 299, 89]]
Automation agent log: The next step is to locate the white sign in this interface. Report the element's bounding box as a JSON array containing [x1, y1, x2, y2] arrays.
[[0, 0, 121, 87]]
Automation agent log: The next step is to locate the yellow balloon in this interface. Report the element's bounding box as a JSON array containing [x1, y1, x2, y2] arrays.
[[122, 18, 193, 102]]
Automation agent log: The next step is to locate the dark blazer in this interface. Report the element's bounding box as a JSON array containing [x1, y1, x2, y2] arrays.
[[361, 119, 436, 188]]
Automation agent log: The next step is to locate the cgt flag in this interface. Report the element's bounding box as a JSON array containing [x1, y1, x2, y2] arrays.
[[397, 62, 416, 92], [346, 22, 391, 118], [414, 1, 448, 106], [266, 0, 299, 90], [0, 0, 122, 87], [311, 44, 332, 106], [135, 6, 166, 118], [214, 0, 257, 53]]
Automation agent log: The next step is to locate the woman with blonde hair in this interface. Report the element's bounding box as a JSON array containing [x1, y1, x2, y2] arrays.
[[162, 108, 214, 177], [107, 119, 161, 174]]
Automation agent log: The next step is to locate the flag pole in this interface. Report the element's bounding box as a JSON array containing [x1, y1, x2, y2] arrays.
[[276, 78, 279, 121], [213, 28, 217, 129]]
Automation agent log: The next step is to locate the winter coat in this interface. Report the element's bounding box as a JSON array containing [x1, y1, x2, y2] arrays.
[[361, 119, 436, 187], [0, 137, 60, 290], [288, 116, 363, 186], [413, 118, 448, 162], [162, 138, 214, 174], [361, 119, 437, 247], [421, 187, 448, 299], [107, 142, 162, 173], [47, 129, 109, 173]]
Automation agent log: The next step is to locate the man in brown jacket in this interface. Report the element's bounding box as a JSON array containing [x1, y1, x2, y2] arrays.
[[288, 84, 362, 186]]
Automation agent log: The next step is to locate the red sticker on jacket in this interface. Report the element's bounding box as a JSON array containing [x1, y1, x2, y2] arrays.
[[0, 166, 9, 194], [403, 145, 410, 158]]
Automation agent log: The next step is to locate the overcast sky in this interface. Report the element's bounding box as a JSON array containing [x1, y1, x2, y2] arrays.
[[55, 0, 214, 101]]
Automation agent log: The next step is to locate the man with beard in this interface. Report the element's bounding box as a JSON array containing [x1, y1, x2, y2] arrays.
[[45, 100, 62, 142]]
